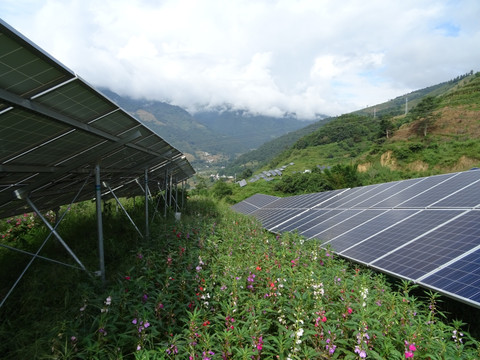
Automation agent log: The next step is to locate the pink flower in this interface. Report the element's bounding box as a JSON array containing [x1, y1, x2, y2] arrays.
[[347, 307, 353, 314], [405, 351, 414, 358], [409, 344, 417, 352]]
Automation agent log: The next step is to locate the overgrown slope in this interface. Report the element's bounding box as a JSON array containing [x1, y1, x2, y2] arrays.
[[1, 197, 479, 359]]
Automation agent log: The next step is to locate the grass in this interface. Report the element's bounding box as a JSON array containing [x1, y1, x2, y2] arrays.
[[1, 196, 479, 359]]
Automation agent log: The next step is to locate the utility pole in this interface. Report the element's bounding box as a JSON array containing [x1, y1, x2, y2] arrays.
[[405, 97, 408, 115]]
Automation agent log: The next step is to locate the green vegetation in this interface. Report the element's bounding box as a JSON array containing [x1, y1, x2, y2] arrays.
[[1, 197, 479, 359], [226, 117, 332, 176]]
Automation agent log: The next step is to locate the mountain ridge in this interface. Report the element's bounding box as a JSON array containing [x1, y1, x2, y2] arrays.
[[98, 88, 317, 171]]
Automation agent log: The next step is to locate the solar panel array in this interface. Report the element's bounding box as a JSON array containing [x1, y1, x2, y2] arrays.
[[231, 170, 480, 308], [0, 20, 194, 219]]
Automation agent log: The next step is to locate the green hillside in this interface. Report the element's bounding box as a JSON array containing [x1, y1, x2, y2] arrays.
[[224, 117, 333, 175], [225, 71, 478, 180], [223, 71, 480, 199]]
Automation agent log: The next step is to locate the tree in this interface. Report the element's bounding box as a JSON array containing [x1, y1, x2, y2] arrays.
[[323, 164, 360, 189], [409, 96, 440, 137], [211, 180, 233, 199], [379, 117, 395, 139], [240, 168, 253, 179]]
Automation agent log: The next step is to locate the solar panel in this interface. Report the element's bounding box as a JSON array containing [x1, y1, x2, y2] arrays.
[[230, 157, 480, 307], [353, 178, 422, 208], [0, 19, 195, 219], [288, 209, 343, 233], [429, 178, 480, 208], [324, 209, 418, 252], [420, 248, 480, 304], [301, 209, 365, 239], [314, 185, 377, 209], [230, 194, 279, 215], [371, 210, 480, 280], [373, 173, 454, 208], [273, 209, 328, 232], [263, 209, 306, 230], [397, 171, 479, 208], [0, 19, 196, 306], [311, 209, 387, 242], [341, 210, 463, 263]]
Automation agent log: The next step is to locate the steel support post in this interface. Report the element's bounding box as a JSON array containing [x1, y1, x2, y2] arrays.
[[182, 180, 185, 210], [169, 173, 173, 208], [144, 168, 149, 240], [105, 184, 144, 239], [164, 169, 168, 217], [95, 164, 106, 285], [175, 179, 179, 212]]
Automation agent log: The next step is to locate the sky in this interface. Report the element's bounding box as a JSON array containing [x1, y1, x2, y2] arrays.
[[1, 0, 479, 119]]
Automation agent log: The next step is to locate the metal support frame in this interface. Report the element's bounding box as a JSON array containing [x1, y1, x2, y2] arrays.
[[27, 197, 88, 272], [0, 173, 93, 308], [104, 183, 144, 239], [95, 164, 106, 285], [164, 169, 169, 217], [181, 180, 185, 210], [175, 179, 179, 212], [144, 169, 149, 240], [151, 182, 167, 223]]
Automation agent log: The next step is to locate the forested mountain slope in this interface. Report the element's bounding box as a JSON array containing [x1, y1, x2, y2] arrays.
[[99, 88, 317, 171]]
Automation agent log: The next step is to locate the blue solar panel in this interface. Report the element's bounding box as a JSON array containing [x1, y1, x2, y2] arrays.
[[252, 208, 285, 223], [231, 194, 280, 214], [291, 209, 344, 233], [263, 209, 306, 230], [300, 209, 364, 239], [354, 178, 422, 208], [325, 210, 418, 252], [420, 248, 480, 304], [371, 210, 480, 280], [313, 187, 369, 209], [274, 209, 328, 232], [341, 210, 463, 263], [231, 170, 480, 308], [430, 178, 480, 208], [230, 201, 258, 215], [312, 209, 386, 242], [373, 173, 454, 208], [398, 171, 480, 208], [279, 191, 339, 209], [342, 182, 398, 208]]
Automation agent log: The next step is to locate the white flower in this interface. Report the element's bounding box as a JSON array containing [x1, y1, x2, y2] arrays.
[[104, 296, 112, 306]]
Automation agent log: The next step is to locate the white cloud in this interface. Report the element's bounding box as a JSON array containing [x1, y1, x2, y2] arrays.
[[1, 0, 479, 118]]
